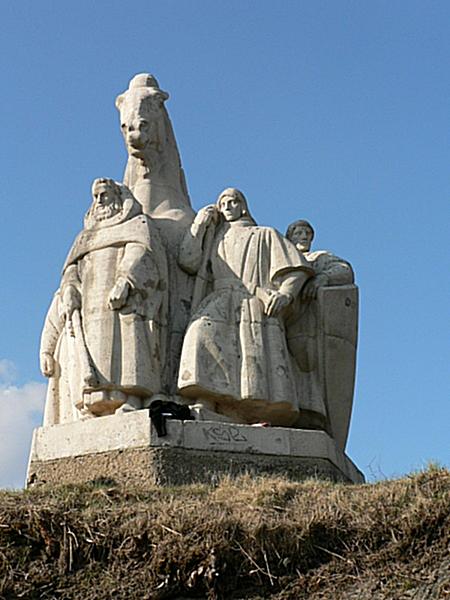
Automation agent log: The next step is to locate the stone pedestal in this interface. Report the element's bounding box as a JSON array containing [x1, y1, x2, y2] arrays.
[[26, 410, 364, 487]]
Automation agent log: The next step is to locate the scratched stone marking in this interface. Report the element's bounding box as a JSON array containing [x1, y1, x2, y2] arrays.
[[203, 424, 248, 444]]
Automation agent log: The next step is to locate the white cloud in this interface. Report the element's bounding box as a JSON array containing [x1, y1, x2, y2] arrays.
[[0, 363, 46, 489], [0, 359, 18, 385]]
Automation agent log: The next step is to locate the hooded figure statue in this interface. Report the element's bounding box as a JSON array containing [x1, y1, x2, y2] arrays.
[[176, 188, 322, 427], [40, 178, 168, 423]]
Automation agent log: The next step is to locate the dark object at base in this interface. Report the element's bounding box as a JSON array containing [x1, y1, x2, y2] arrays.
[[149, 399, 193, 436]]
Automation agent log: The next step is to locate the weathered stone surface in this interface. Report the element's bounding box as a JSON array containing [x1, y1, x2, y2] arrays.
[[40, 179, 168, 424], [116, 73, 195, 388], [285, 219, 358, 450], [33, 75, 364, 486], [177, 188, 316, 427], [28, 448, 358, 488], [27, 411, 364, 487]]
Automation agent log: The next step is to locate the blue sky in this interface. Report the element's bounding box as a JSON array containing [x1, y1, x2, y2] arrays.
[[0, 1, 448, 487]]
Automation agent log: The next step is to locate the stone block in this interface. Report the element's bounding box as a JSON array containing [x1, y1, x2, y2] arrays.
[[27, 410, 364, 488]]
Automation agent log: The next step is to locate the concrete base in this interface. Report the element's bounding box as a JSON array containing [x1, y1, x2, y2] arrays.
[[26, 410, 364, 487]]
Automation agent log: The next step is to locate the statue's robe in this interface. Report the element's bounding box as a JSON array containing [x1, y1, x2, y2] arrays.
[[177, 220, 318, 426], [286, 249, 354, 352], [41, 291, 72, 425], [303, 250, 354, 286], [41, 202, 168, 425]]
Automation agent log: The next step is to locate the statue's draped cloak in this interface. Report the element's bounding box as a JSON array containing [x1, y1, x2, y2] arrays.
[[287, 249, 354, 341], [178, 222, 319, 423], [303, 250, 354, 283], [42, 210, 168, 425]]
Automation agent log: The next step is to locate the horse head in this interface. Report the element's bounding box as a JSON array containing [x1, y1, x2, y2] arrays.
[[116, 74, 192, 216]]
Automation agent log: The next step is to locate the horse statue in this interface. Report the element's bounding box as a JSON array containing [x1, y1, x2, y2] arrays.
[[116, 74, 195, 391]]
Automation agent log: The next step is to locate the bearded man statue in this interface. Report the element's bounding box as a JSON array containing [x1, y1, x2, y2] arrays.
[[40, 178, 168, 424]]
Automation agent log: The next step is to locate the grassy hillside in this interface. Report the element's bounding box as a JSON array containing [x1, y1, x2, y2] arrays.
[[0, 466, 448, 599]]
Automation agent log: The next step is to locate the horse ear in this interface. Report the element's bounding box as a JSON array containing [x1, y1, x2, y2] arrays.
[[115, 94, 124, 110]]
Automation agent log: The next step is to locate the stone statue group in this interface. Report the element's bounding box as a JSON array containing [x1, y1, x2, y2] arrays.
[[40, 74, 358, 450]]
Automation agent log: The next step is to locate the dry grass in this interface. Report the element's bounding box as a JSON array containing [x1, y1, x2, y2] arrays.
[[0, 465, 448, 599]]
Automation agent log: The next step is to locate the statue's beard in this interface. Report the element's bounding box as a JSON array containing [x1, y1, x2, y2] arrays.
[[93, 203, 122, 222]]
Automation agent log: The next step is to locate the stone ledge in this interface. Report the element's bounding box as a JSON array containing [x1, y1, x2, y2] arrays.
[[27, 410, 364, 486]]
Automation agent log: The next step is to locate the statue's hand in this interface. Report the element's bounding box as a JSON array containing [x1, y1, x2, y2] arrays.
[[301, 274, 328, 300], [265, 291, 292, 317], [61, 285, 81, 321], [109, 277, 130, 310], [40, 352, 55, 378], [193, 205, 218, 228]]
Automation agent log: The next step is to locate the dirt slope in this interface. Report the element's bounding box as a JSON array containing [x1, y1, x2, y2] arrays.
[[0, 466, 448, 599]]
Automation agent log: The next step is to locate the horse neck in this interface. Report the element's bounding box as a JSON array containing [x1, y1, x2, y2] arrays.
[[124, 157, 188, 213]]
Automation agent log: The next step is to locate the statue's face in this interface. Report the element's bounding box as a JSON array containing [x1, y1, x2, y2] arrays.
[[290, 225, 313, 252], [219, 194, 244, 222], [92, 184, 122, 222]]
